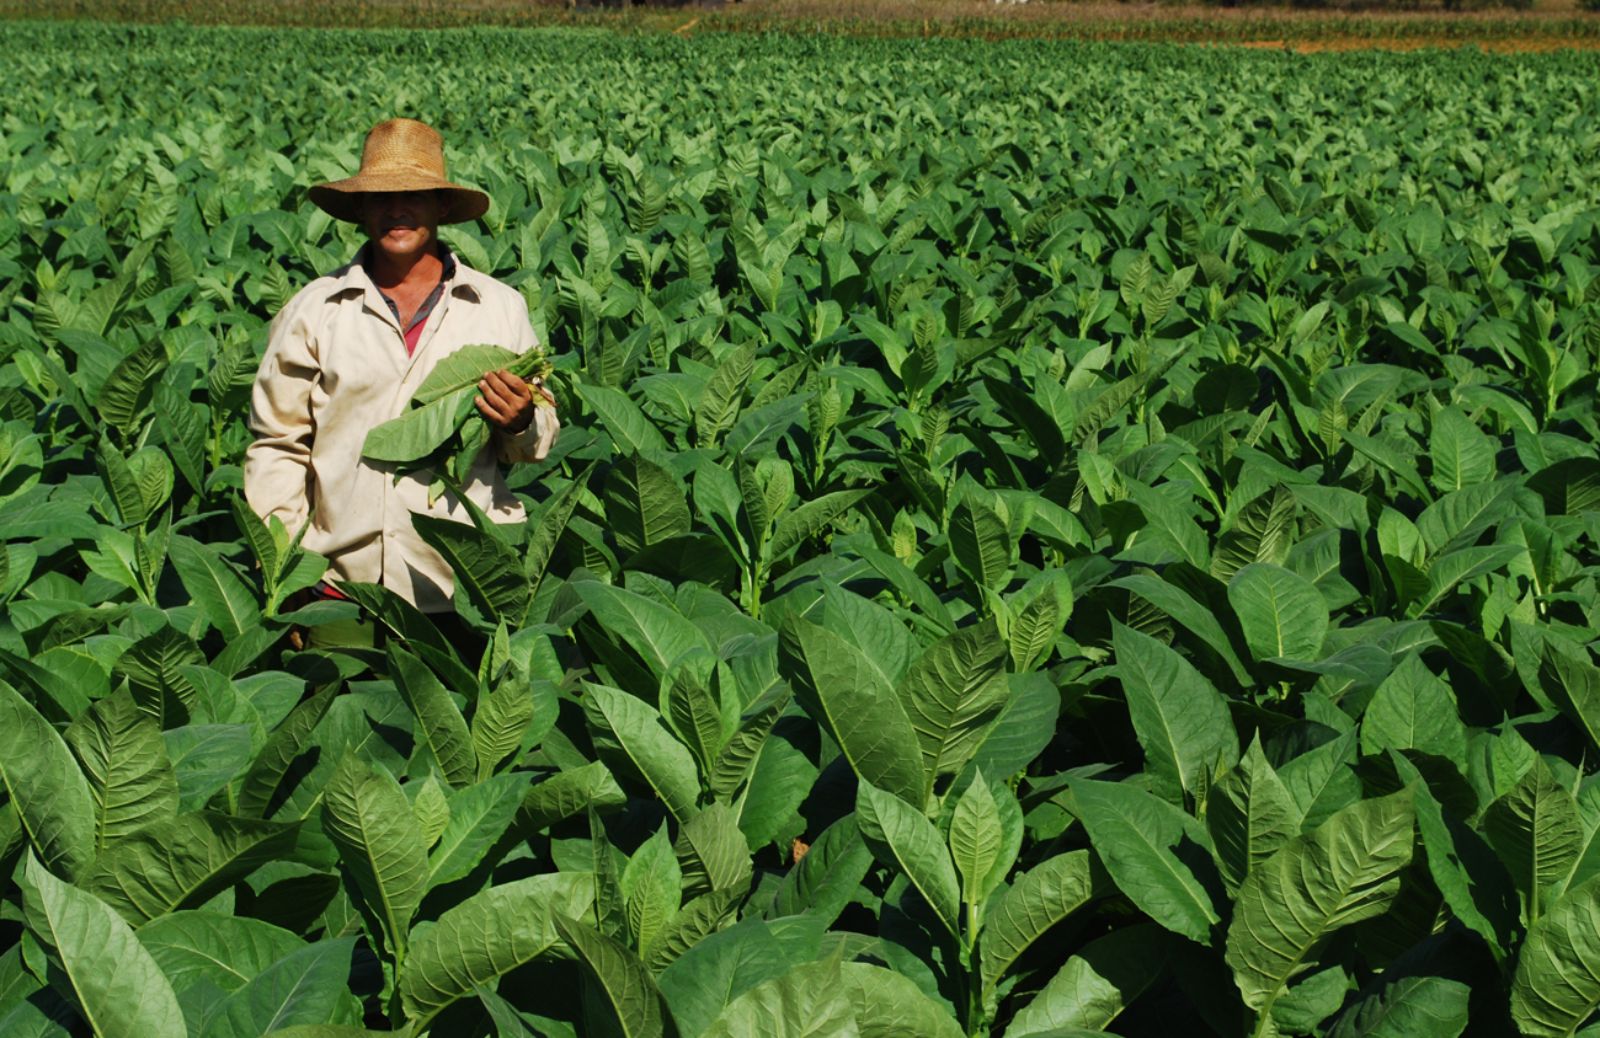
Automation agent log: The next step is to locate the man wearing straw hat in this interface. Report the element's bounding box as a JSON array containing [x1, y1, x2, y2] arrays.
[[245, 118, 557, 637]]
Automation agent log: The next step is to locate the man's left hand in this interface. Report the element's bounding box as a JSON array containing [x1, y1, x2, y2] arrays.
[[477, 369, 552, 434]]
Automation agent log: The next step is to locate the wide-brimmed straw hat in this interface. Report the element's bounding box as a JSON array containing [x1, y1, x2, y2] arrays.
[[308, 118, 489, 225]]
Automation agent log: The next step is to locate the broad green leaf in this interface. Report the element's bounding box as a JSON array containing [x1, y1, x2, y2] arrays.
[[0, 682, 96, 881], [388, 644, 477, 789], [1429, 406, 1496, 493], [1227, 563, 1328, 662], [780, 617, 924, 806], [657, 920, 791, 1037], [1359, 653, 1467, 768], [1211, 485, 1296, 581], [1070, 779, 1220, 944], [1225, 790, 1415, 1014], [1483, 758, 1582, 924], [319, 755, 428, 962], [168, 536, 259, 640], [584, 682, 702, 822], [1110, 573, 1254, 686], [699, 958, 858, 1038], [472, 667, 546, 781], [413, 514, 530, 628], [138, 911, 303, 996], [1112, 622, 1238, 803], [1512, 872, 1600, 1038], [1392, 752, 1517, 960], [900, 619, 1009, 803], [707, 683, 790, 801], [575, 581, 710, 681], [856, 781, 961, 936], [580, 383, 671, 456], [769, 489, 873, 563], [426, 772, 524, 889], [362, 385, 475, 463], [979, 849, 1103, 994], [607, 453, 693, 558], [1004, 924, 1170, 1038], [768, 815, 872, 925], [949, 496, 1012, 593], [1326, 974, 1469, 1038], [236, 684, 337, 818], [949, 774, 1006, 906], [1208, 735, 1299, 892], [839, 961, 966, 1038], [199, 938, 356, 1038], [19, 854, 185, 1038], [675, 803, 753, 901], [399, 872, 595, 1029], [518, 761, 628, 832], [624, 826, 684, 955], [64, 690, 178, 849], [552, 913, 673, 1038], [694, 341, 754, 448], [81, 812, 298, 925], [644, 888, 742, 973], [415, 344, 536, 403]]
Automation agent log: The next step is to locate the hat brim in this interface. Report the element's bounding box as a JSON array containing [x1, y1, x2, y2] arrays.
[[309, 171, 489, 225]]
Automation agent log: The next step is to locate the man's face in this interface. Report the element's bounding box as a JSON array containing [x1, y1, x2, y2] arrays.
[[361, 190, 443, 262]]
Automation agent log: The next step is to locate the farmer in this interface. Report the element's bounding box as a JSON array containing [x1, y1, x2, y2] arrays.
[[244, 118, 557, 640]]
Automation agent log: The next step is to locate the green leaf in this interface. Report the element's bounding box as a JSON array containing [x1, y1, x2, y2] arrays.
[[1225, 790, 1415, 1015], [413, 514, 530, 629], [900, 619, 1009, 803], [1208, 735, 1298, 892], [584, 682, 702, 823], [1359, 653, 1468, 767], [1512, 872, 1600, 1038], [838, 961, 965, 1038], [362, 386, 475, 463], [575, 581, 711, 681], [1392, 752, 1517, 961], [949, 496, 1013, 593], [138, 911, 303, 995], [699, 958, 857, 1038], [694, 341, 755, 448], [426, 773, 524, 889], [416, 344, 535, 403], [780, 617, 925, 806], [63, 690, 178, 849], [199, 938, 356, 1038], [644, 888, 742, 973], [1483, 757, 1582, 924], [472, 668, 546, 781], [81, 811, 299, 925], [769, 815, 873, 925], [319, 755, 428, 963], [1211, 485, 1296, 582], [1429, 406, 1496, 493], [1113, 622, 1239, 803], [237, 684, 338, 819], [168, 536, 259, 640], [707, 683, 790, 801], [388, 645, 478, 790], [1004, 924, 1170, 1038], [979, 849, 1103, 994], [1227, 563, 1328, 662], [607, 453, 693, 558], [580, 383, 671, 456], [769, 489, 873, 563], [1070, 779, 1220, 944], [1326, 975, 1469, 1038], [855, 782, 962, 937], [400, 873, 595, 1029], [518, 761, 628, 832], [657, 920, 791, 1037], [675, 803, 753, 901], [0, 682, 96, 881], [19, 853, 185, 1038], [97, 338, 168, 434], [949, 774, 1006, 906], [552, 913, 674, 1038]]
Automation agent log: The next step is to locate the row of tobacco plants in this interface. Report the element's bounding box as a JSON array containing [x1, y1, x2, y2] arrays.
[[1, 23, 1599, 1038]]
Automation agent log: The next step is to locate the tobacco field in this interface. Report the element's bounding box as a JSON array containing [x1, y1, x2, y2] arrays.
[[1, 22, 1599, 1038]]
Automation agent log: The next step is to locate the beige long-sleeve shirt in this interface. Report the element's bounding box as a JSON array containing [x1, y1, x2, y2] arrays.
[[244, 250, 558, 612]]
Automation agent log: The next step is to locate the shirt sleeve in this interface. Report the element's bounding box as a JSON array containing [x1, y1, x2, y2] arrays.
[[495, 298, 561, 464], [243, 289, 320, 532]]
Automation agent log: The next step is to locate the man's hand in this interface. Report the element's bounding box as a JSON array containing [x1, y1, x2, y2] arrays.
[[476, 369, 554, 434]]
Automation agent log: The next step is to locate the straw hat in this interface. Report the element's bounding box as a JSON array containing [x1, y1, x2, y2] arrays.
[[309, 119, 489, 225]]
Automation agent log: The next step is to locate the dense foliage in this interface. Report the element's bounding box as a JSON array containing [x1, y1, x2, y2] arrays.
[[2, 23, 1600, 1038]]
